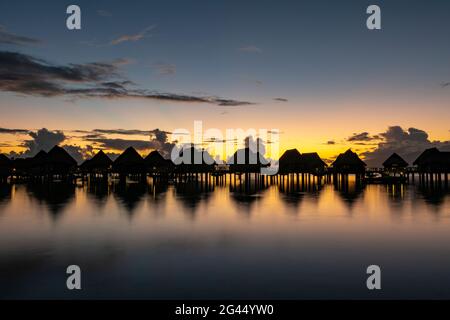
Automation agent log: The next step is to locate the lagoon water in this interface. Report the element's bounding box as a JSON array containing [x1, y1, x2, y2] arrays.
[[0, 176, 449, 299]]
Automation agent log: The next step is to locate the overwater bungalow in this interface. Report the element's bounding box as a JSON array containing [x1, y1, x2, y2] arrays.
[[112, 147, 146, 175], [228, 147, 269, 173], [0, 154, 12, 182], [12, 157, 31, 178], [46, 146, 77, 175], [331, 149, 366, 174], [278, 149, 303, 174], [173, 146, 215, 173], [383, 153, 408, 170], [382, 152, 408, 179], [413, 148, 450, 173], [413, 148, 450, 186], [80, 150, 112, 174], [28, 150, 50, 176], [300, 152, 327, 175], [144, 150, 174, 174]]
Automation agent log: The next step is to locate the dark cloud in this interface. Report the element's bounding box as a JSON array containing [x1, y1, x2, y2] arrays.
[[273, 98, 288, 102], [85, 128, 176, 158], [148, 129, 176, 158], [0, 26, 41, 46], [22, 128, 66, 157], [0, 127, 30, 134], [362, 126, 450, 167], [0, 51, 254, 106], [347, 132, 379, 142], [440, 82, 450, 88], [327, 140, 336, 145]]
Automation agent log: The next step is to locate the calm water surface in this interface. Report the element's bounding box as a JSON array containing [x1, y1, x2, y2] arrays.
[[0, 176, 449, 299]]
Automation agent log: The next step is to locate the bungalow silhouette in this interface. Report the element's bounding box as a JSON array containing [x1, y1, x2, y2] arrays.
[[80, 150, 112, 174], [278, 149, 327, 175], [331, 149, 366, 174], [413, 148, 450, 173], [11, 157, 31, 178], [23, 146, 77, 178], [301, 152, 327, 175], [46, 146, 77, 175], [413, 148, 450, 186], [144, 150, 174, 174], [383, 153, 408, 169], [382, 152, 408, 177], [228, 147, 269, 173], [112, 147, 146, 175], [0, 154, 12, 182], [173, 146, 215, 173], [278, 149, 302, 174], [29, 150, 50, 176]]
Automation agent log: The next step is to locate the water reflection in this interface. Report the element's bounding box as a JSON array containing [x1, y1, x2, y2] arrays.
[[175, 180, 214, 218], [417, 184, 449, 207], [0, 183, 12, 207], [0, 176, 449, 299], [26, 182, 75, 219], [85, 180, 110, 208], [112, 181, 147, 215], [0, 176, 447, 219]]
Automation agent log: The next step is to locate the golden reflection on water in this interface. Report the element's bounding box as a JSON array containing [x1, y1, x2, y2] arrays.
[[0, 176, 449, 298]]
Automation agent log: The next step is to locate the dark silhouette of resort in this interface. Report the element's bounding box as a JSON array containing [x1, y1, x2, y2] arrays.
[[0, 144, 449, 189], [1, 144, 449, 220]]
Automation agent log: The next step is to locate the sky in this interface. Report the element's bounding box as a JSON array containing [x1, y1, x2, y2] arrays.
[[0, 0, 449, 166]]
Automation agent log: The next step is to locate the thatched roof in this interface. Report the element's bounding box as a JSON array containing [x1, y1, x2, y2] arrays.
[[0, 154, 11, 167], [278, 149, 302, 173], [113, 147, 144, 166], [279, 149, 302, 165], [174, 146, 215, 166], [413, 148, 439, 166], [144, 150, 168, 167], [88, 150, 112, 167], [300, 152, 327, 170], [31, 150, 48, 165], [332, 149, 366, 168], [230, 147, 269, 166], [383, 153, 408, 168], [413, 148, 450, 168], [47, 146, 77, 167]]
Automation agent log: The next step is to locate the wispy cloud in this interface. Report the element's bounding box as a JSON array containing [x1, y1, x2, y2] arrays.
[[152, 62, 176, 76], [0, 127, 30, 134], [92, 129, 156, 136], [347, 132, 380, 142], [441, 82, 450, 88], [0, 26, 41, 46], [273, 98, 288, 102], [110, 26, 155, 45], [238, 45, 262, 54], [0, 51, 254, 106]]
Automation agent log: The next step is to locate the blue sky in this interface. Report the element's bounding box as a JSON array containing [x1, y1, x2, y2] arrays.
[[0, 0, 449, 164]]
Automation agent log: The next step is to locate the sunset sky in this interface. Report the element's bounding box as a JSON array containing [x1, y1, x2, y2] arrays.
[[1, 0, 449, 166]]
